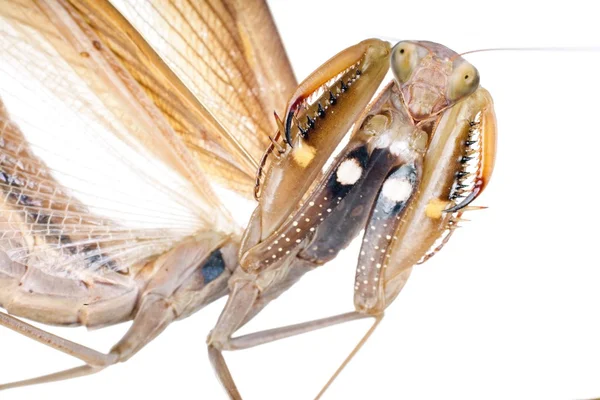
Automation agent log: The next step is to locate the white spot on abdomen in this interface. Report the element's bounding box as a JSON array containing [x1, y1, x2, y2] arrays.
[[381, 178, 412, 203], [336, 158, 362, 185]]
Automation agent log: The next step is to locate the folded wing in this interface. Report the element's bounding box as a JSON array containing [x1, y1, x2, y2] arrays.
[[72, 0, 297, 195], [0, 0, 296, 279]]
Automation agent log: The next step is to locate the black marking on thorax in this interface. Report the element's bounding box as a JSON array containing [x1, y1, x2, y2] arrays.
[[201, 249, 226, 284]]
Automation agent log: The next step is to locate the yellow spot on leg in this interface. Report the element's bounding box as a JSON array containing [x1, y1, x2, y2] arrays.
[[426, 198, 451, 219], [292, 138, 316, 167]]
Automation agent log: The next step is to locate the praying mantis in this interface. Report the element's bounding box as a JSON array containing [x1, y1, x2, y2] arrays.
[[1, 0, 600, 399]]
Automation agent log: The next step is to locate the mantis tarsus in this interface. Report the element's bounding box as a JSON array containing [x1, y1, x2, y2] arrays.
[[1, 1, 600, 400]]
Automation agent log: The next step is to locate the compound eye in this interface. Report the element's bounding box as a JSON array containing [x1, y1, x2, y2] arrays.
[[390, 41, 419, 83], [448, 62, 480, 100]]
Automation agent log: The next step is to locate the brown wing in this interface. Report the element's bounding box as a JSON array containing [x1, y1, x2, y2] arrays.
[[69, 0, 297, 196], [0, 0, 238, 277]]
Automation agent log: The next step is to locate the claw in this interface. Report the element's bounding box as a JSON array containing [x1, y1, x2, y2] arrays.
[[284, 103, 301, 146], [444, 198, 488, 213], [443, 184, 480, 213], [282, 39, 388, 148], [444, 100, 496, 213]]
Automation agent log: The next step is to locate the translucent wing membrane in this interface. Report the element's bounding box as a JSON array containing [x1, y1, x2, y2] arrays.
[[0, 0, 239, 278], [78, 0, 297, 195]]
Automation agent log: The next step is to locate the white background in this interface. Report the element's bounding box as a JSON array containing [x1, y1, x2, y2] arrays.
[[2, 0, 600, 399]]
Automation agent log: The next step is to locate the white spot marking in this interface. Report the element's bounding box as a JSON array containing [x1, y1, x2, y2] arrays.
[[381, 178, 413, 203], [336, 158, 362, 185]]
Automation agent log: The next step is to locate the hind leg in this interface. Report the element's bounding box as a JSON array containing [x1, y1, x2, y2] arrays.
[[0, 293, 175, 390], [1, 234, 235, 391]]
